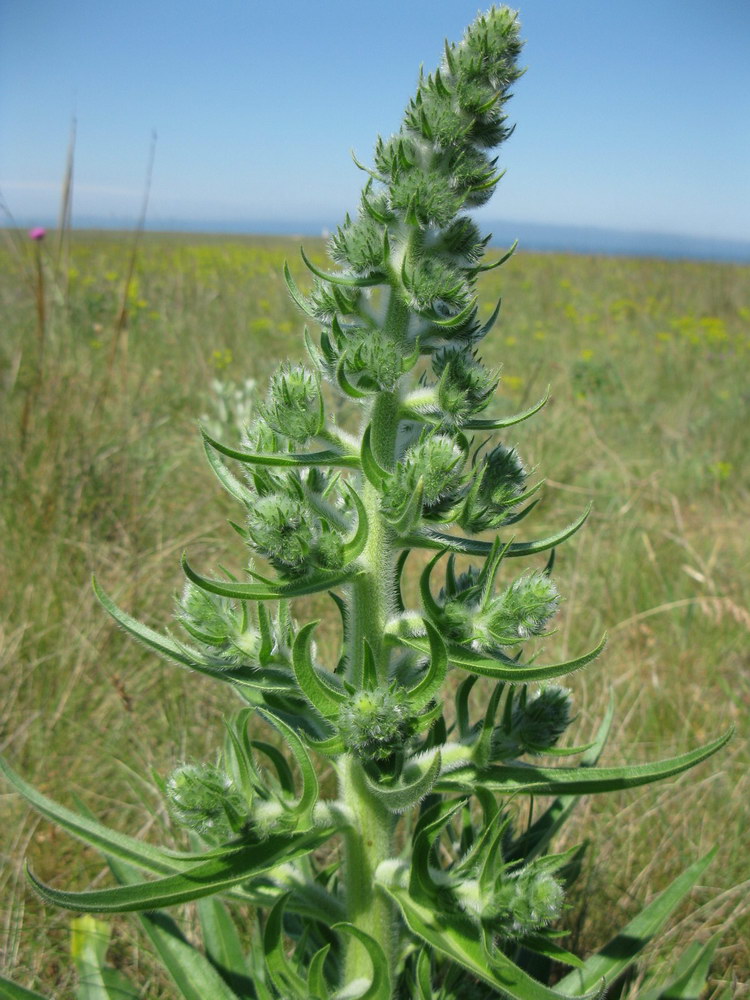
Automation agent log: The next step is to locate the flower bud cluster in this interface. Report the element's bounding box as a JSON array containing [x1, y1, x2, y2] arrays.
[[461, 443, 529, 531], [481, 866, 564, 937], [493, 685, 573, 759], [432, 345, 498, 427], [337, 686, 417, 762], [165, 763, 248, 844], [246, 493, 342, 577], [383, 434, 466, 521], [440, 569, 559, 653], [341, 328, 403, 393], [176, 581, 260, 665], [260, 363, 322, 443]]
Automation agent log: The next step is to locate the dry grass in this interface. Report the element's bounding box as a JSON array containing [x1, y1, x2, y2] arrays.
[[1, 231, 748, 996]]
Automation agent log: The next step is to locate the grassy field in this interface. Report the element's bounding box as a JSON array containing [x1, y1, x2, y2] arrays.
[[1, 230, 748, 997]]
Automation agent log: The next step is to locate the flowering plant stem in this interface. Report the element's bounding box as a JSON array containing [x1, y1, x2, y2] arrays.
[[0, 8, 732, 1000]]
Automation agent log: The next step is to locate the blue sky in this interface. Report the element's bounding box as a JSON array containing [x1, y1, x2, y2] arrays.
[[1, 0, 749, 241]]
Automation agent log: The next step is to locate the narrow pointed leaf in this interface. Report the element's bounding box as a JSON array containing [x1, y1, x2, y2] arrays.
[[441, 728, 733, 796], [363, 750, 442, 813], [470, 238, 518, 274], [264, 894, 309, 999], [430, 297, 477, 329], [636, 933, 722, 1000], [360, 424, 389, 489], [284, 261, 319, 319], [341, 481, 369, 563], [257, 708, 319, 824], [26, 825, 336, 913], [182, 555, 356, 600], [301, 246, 385, 287], [203, 436, 255, 504], [332, 924, 390, 1000], [0, 977, 50, 1000], [556, 850, 719, 996], [292, 621, 347, 719], [398, 633, 607, 684], [0, 754, 186, 877], [203, 428, 358, 468], [378, 879, 593, 999], [407, 620, 447, 710], [464, 389, 550, 430], [196, 897, 255, 997], [308, 944, 332, 999], [407, 505, 592, 557]]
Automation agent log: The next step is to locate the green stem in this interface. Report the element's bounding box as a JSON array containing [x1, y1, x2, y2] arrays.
[[340, 757, 396, 988]]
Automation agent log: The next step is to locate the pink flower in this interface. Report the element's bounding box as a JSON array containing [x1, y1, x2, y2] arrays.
[[28, 227, 47, 241]]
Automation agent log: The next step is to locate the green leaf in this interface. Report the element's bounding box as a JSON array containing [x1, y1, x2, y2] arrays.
[[0, 976, 50, 1000], [398, 633, 607, 684], [203, 435, 256, 504], [70, 915, 138, 1000], [440, 727, 732, 796], [181, 554, 356, 600], [463, 387, 549, 429], [308, 944, 332, 999], [27, 825, 337, 913], [203, 428, 359, 468], [407, 620, 448, 711], [409, 505, 592, 557], [257, 708, 320, 824], [363, 750, 442, 813], [284, 260, 319, 319], [332, 924, 390, 1000], [341, 481, 370, 564], [360, 424, 390, 489], [378, 878, 593, 999], [430, 296, 478, 329], [470, 238, 518, 274], [0, 753, 187, 877], [637, 933, 721, 1000], [555, 851, 719, 996], [196, 897, 256, 998], [301, 246, 385, 287], [292, 621, 348, 720], [104, 854, 246, 1000], [263, 894, 309, 999]]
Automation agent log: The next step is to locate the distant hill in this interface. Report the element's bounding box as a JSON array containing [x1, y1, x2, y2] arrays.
[[5, 214, 749, 264]]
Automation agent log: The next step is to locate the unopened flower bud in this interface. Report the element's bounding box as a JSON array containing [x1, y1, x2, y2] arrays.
[[383, 435, 465, 520], [337, 687, 416, 761], [461, 443, 528, 532], [165, 763, 247, 843], [247, 493, 315, 574], [483, 867, 564, 937], [262, 364, 321, 442], [479, 570, 559, 646]]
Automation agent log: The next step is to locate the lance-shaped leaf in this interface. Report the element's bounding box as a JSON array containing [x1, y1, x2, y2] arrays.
[[181, 554, 357, 601], [263, 894, 310, 999], [383, 477, 424, 534], [360, 424, 390, 489], [203, 437, 256, 505], [26, 825, 337, 913], [406, 505, 592, 557], [292, 621, 348, 720], [397, 632, 607, 684], [284, 260, 320, 319], [406, 620, 447, 711], [341, 481, 369, 564], [307, 944, 332, 999], [0, 753, 189, 877], [300, 246, 386, 287], [257, 708, 319, 825], [438, 727, 733, 796], [203, 427, 359, 469], [428, 296, 478, 329], [196, 896, 256, 999], [363, 750, 442, 814], [555, 850, 719, 996], [0, 976, 51, 999], [463, 388, 549, 430], [70, 914, 139, 1000], [332, 924, 390, 1000], [93, 578, 257, 686], [635, 933, 722, 1000], [378, 877, 593, 1000], [467, 238, 518, 275]]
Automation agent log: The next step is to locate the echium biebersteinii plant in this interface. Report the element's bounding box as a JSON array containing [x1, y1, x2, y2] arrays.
[[1, 9, 732, 1000]]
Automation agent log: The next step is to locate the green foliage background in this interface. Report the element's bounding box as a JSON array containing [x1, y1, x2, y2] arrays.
[[0, 232, 748, 996]]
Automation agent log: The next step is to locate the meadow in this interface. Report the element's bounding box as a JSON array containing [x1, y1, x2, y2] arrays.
[[0, 230, 748, 997]]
